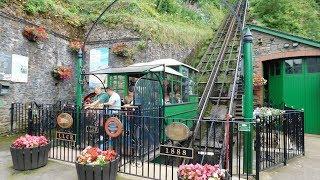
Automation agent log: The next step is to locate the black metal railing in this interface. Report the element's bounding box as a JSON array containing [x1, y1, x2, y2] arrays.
[[9, 102, 304, 180], [255, 110, 305, 179]]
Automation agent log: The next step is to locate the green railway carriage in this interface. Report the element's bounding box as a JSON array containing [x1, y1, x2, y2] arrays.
[[88, 59, 199, 122]]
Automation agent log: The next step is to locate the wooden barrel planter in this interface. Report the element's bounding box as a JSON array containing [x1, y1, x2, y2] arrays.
[[10, 143, 50, 171], [76, 156, 120, 180]]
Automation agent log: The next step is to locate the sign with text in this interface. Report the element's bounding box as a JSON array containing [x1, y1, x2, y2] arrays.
[[11, 54, 28, 83], [239, 122, 251, 132], [160, 145, 194, 159], [89, 48, 109, 88], [86, 126, 99, 134], [56, 132, 76, 142], [0, 52, 11, 81]]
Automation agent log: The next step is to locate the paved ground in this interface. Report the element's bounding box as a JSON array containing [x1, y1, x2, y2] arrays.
[[260, 134, 320, 180], [1, 134, 320, 180], [0, 135, 142, 180]]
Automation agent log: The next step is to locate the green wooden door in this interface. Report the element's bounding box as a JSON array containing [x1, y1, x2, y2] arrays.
[[303, 58, 320, 134], [268, 61, 284, 108]]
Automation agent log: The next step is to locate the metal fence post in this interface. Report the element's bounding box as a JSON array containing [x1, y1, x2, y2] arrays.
[[255, 118, 261, 180], [301, 111, 305, 156], [229, 121, 233, 176], [10, 103, 14, 133], [27, 107, 33, 135], [283, 114, 287, 166]]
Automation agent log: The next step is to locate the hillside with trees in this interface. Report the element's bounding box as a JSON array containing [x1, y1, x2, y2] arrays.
[[249, 0, 320, 40]]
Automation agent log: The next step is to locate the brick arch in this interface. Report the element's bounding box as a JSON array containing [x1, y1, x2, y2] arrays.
[[256, 49, 320, 62]]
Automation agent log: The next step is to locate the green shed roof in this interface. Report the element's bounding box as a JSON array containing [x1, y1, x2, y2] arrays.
[[248, 24, 320, 49]]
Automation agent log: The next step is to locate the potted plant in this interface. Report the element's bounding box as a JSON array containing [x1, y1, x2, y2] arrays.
[[76, 146, 119, 180], [111, 42, 132, 57], [178, 163, 227, 180], [69, 39, 84, 52], [253, 74, 267, 90], [22, 26, 48, 42], [10, 134, 50, 171], [51, 66, 72, 82]]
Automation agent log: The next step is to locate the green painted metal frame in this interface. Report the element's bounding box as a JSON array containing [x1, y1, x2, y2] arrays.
[[243, 27, 254, 173]]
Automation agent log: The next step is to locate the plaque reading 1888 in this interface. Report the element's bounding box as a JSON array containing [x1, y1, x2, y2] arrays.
[[160, 145, 194, 159], [56, 132, 76, 142]]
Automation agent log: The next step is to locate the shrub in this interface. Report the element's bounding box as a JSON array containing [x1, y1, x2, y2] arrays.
[[24, 0, 55, 14], [156, 0, 179, 14]]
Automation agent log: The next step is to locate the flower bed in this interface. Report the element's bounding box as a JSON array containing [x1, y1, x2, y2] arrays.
[[10, 134, 50, 171], [76, 146, 119, 180], [178, 164, 227, 180], [259, 107, 285, 117]]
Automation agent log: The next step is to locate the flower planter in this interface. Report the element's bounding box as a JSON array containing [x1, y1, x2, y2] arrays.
[[24, 33, 37, 42], [76, 156, 120, 180], [10, 143, 50, 171], [254, 85, 262, 91]]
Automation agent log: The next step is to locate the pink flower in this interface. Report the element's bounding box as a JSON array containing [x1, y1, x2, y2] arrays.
[[12, 134, 49, 149]]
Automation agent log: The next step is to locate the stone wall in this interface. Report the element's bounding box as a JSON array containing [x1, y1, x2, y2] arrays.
[[0, 19, 194, 134], [0, 16, 76, 133], [251, 30, 320, 105], [85, 25, 193, 66]]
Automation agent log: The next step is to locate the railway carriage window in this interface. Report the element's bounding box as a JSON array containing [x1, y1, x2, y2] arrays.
[[307, 58, 320, 73], [285, 59, 302, 74]]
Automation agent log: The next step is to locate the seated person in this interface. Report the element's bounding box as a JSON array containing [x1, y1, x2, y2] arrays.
[[85, 87, 109, 109], [175, 93, 183, 104], [164, 94, 171, 105]]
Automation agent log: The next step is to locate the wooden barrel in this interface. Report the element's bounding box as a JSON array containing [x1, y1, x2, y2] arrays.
[[76, 156, 120, 180], [10, 142, 50, 171]]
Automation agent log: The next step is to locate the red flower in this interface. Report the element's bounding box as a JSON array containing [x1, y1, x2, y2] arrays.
[[87, 147, 100, 161], [102, 149, 117, 161], [69, 39, 84, 51]]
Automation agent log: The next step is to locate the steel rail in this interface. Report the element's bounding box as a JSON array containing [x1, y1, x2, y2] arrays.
[[220, 0, 249, 170], [184, 0, 244, 164], [199, 0, 246, 164]]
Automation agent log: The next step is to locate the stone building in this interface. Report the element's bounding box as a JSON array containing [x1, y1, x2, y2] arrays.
[[249, 24, 320, 134]]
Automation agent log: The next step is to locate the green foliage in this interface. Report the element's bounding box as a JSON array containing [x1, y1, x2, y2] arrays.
[[0, 0, 7, 7], [250, 0, 320, 40], [24, 0, 55, 14], [137, 40, 147, 50], [156, 0, 178, 13], [1, 0, 225, 46]]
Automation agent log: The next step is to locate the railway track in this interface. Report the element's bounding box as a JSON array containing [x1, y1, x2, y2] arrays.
[[186, 0, 248, 166]]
